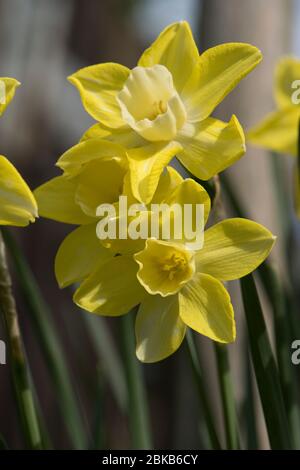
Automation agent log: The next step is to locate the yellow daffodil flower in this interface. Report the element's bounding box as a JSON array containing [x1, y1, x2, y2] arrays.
[[0, 78, 37, 226], [248, 57, 300, 216], [68, 21, 262, 203], [37, 159, 275, 363], [74, 214, 275, 363], [35, 147, 192, 285], [248, 57, 300, 156]]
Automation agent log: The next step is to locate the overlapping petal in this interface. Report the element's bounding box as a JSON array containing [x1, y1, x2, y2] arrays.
[[247, 106, 300, 156], [177, 115, 245, 180], [0, 77, 20, 116], [34, 175, 93, 224], [181, 43, 262, 122], [127, 141, 182, 204], [74, 255, 146, 316], [75, 159, 126, 217], [161, 178, 210, 246], [0, 156, 37, 226], [151, 166, 183, 204], [80, 122, 144, 147], [275, 57, 300, 108], [196, 218, 276, 281], [68, 63, 130, 127], [135, 294, 186, 363], [179, 273, 236, 343], [56, 138, 127, 177], [55, 223, 111, 288], [138, 21, 199, 93]]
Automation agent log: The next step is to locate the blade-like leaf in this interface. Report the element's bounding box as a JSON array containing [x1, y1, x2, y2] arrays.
[[258, 262, 300, 449], [1, 228, 86, 449], [214, 343, 239, 449], [83, 314, 128, 414], [0, 434, 8, 449], [240, 274, 292, 449], [186, 330, 221, 449], [0, 233, 42, 449], [120, 312, 152, 450]]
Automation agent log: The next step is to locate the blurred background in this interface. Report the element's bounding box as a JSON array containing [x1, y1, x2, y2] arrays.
[[0, 0, 299, 449]]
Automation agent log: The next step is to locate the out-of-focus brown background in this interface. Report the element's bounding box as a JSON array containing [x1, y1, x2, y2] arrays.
[[0, 0, 299, 449]]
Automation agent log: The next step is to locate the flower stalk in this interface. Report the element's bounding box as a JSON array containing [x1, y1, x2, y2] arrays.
[[0, 232, 41, 449], [120, 312, 152, 449], [214, 343, 239, 449], [185, 330, 221, 449]]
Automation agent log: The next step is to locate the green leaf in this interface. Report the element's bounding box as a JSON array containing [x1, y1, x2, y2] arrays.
[[214, 343, 239, 449], [185, 330, 221, 449], [240, 274, 292, 449], [83, 314, 128, 414], [258, 262, 300, 449], [0, 232, 42, 449], [120, 312, 152, 450], [0, 434, 8, 449], [1, 228, 86, 449]]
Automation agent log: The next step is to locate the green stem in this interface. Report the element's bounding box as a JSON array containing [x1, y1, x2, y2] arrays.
[[0, 434, 8, 449], [0, 232, 42, 449], [120, 312, 152, 449], [185, 330, 221, 449], [243, 347, 258, 449], [84, 314, 128, 414], [89, 366, 106, 450], [1, 228, 86, 449], [214, 343, 239, 449]]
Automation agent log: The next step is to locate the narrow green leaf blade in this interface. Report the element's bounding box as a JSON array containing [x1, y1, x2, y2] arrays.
[[1, 228, 86, 449], [186, 330, 221, 450], [214, 343, 239, 449], [240, 273, 292, 449]]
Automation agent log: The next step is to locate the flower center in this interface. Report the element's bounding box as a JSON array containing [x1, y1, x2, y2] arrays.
[[117, 65, 187, 142], [135, 239, 195, 297], [161, 253, 188, 280]]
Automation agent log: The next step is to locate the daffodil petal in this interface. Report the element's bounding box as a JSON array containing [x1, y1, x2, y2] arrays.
[[0, 156, 37, 226], [196, 218, 276, 281], [68, 63, 130, 127], [75, 159, 126, 217], [177, 115, 245, 180], [56, 138, 127, 177], [151, 166, 183, 204], [127, 141, 182, 204], [247, 106, 300, 157], [181, 43, 262, 122], [34, 175, 93, 224], [0, 78, 20, 116], [164, 178, 210, 226], [138, 21, 199, 92], [55, 223, 111, 288], [80, 122, 144, 147], [275, 57, 300, 108], [179, 273, 236, 343], [135, 294, 186, 363], [74, 255, 146, 316]]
